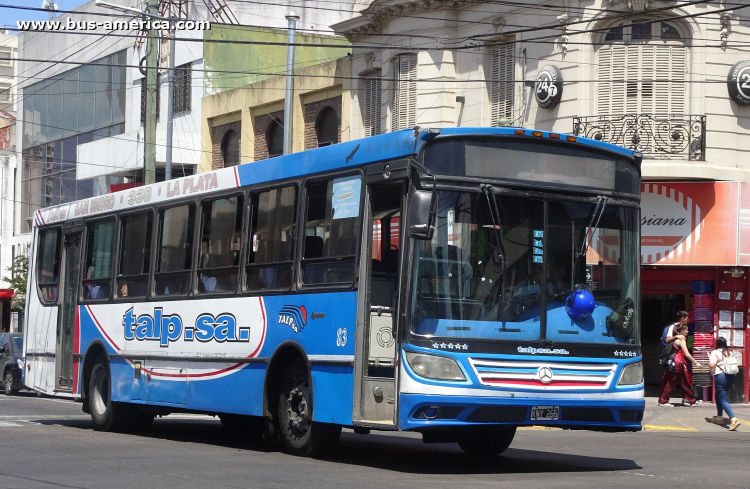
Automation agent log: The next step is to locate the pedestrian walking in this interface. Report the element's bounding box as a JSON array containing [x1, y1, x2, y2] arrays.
[[709, 337, 741, 431], [658, 322, 702, 407], [657, 311, 689, 403]]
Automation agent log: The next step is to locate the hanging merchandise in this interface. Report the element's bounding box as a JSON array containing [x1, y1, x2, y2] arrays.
[[691, 281, 715, 294]]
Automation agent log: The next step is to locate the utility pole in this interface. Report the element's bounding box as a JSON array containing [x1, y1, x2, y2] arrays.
[[283, 12, 299, 156], [165, 19, 176, 181], [143, 0, 159, 184]]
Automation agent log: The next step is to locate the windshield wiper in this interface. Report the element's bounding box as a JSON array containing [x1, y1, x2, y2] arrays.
[[480, 184, 508, 276], [571, 196, 608, 290], [579, 196, 608, 258]]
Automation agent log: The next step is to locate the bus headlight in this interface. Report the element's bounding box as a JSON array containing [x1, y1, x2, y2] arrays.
[[617, 361, 643, 386], [406, 352, 466, 381]]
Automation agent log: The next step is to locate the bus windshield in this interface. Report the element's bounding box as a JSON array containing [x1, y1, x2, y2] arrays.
[[409, 190, 639, 345]]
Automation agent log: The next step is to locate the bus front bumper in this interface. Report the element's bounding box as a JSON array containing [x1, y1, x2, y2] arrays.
[[399, 393, 645, 432]]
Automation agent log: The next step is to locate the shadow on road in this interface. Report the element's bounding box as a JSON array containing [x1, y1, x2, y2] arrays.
[[331, 432, 641, 475], [32, 416, 641, 474]]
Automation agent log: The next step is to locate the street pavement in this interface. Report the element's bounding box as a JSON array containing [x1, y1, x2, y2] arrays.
[[1, 391, 748, 489]]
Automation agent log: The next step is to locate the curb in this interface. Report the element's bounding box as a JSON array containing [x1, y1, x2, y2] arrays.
[[643, 424, 698, 432]]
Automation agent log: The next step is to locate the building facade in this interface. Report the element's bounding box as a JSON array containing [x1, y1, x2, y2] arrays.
[[12, 0, 363, 242], [333, 0, 750, 401], [0, 30, 18, 113], [0, 31, 26, 329], [201, 47, 351, 171]]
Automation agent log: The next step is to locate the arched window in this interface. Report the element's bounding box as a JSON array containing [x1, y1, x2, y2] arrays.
[[221, 129, 239, 167], [267, 119, 283, 158], [316, 107, 339, 147], [597, 20, 687, 117]]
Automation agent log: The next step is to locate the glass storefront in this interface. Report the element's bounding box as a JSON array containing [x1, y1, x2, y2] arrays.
[[21, 50, 127, 232]]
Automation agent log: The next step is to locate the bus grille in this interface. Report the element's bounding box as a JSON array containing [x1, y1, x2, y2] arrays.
[[467, 358, 617, 390]]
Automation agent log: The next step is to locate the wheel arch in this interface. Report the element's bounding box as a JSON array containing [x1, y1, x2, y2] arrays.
[[81, 340, 108, 404], [263, 340, 311, 422]]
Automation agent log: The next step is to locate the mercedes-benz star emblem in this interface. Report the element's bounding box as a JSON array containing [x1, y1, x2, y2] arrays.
[[538, 366, 553, 384]]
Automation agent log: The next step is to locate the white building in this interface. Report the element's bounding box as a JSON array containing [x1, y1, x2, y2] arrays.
[[0, 29, 18, 113], [334, 0, 750, 178], [0, 31, 27, 296]]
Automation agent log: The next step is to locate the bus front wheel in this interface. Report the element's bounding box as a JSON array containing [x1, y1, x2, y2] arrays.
[[457, 426, 516, 456], [88, 354, 130, 432], [277, 359, 341, 456]]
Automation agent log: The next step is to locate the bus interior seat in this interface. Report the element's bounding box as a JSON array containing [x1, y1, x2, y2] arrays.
[[381, 247, 399, 273], [304, 235, 324, 259]]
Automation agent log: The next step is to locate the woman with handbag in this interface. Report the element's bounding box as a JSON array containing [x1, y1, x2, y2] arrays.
[[658, 323, 702, 407], [709, 337, 741, 431]]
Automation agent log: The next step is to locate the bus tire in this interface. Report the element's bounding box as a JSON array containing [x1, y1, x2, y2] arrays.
[[457, 426, 516, 456], [88, 354, 129, 432], [278, 359, 341, 457]]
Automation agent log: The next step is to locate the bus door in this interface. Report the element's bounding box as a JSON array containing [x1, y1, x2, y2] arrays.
[[354, 163, 407, 426], [56, 230, 81, 392]]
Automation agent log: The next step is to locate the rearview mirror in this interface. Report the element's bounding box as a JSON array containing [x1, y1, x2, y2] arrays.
[[409, 189, 437, 240]]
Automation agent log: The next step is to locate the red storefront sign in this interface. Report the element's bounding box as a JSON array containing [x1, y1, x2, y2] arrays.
[[641, 182, 740, 265]]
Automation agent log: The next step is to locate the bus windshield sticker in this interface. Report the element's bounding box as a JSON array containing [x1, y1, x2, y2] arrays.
[[331, 175, 362, 220]]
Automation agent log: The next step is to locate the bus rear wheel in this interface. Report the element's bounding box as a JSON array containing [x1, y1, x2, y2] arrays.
[[457, 426, 516, 456], [277, 359, 341, 457], [88, 354, 130, 432]]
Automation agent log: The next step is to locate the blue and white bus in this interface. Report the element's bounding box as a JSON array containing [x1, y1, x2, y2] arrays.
[[23, 127, 644, 456]]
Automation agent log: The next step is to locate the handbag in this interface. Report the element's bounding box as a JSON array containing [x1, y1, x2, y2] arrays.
[[721, 353, 740, 375]]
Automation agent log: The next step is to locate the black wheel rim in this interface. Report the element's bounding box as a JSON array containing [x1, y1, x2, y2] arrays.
[[285, 379, 311, 437]]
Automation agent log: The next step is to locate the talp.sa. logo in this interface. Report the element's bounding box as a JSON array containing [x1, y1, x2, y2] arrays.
[[279, 305, 307, 333]]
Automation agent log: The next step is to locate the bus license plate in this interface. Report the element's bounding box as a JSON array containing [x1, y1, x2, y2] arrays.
[[530, 406, 559, 421]]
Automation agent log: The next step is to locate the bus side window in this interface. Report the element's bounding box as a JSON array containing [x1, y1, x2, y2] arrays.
[[155, 204, 195, 296], [37, 228, 62, 303], [246, 186, 295, 291], [301, 176, 361, 286], [82, 219, 116, 300], [198, 195, 243, 294], [116, 212, 152, 298]]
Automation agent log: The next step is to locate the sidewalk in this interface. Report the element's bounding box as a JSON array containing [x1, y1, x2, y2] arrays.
[[642, 396, 750, 432]]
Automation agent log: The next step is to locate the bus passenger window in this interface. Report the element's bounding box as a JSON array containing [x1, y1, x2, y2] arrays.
[[198, 196, 243, 294], [37, 228, 62, 303], [82, 219, 115, 300], [155, 204, 195, 296], [117, 212, 152, 298], [301, 176, 361, 285], [246, 186, 296, 291]]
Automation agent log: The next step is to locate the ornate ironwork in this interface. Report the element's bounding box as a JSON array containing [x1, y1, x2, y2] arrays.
[[573, 114, 706, 161]]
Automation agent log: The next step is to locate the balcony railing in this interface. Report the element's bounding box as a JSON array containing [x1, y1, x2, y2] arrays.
[[573, 114, 706, 161]]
